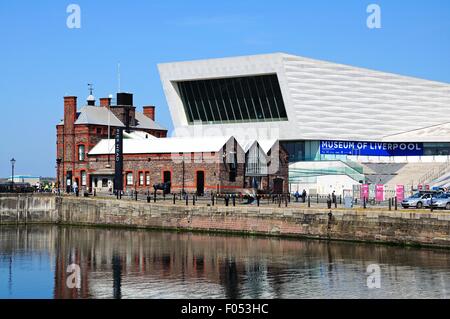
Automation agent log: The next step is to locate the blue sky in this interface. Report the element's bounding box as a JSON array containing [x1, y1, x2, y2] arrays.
[[0, 0, 449, 177]]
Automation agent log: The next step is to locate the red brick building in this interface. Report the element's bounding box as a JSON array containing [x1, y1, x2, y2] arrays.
[[56, 93, 167, 193], [56, 93, 289, 195]]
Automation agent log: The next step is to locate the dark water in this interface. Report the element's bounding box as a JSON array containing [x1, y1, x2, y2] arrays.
[[0, 225, 449, 299]]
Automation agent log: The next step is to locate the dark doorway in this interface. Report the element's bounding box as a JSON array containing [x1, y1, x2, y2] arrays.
[[196, 171, 205, 196], [163, 171, 171, 194], [273, 178, 284, 194]]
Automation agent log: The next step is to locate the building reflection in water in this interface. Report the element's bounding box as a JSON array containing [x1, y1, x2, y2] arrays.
[[0, 225, 449, 299]]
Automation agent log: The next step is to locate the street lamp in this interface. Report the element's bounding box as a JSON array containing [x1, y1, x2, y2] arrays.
[[10, 158, 16, 192]]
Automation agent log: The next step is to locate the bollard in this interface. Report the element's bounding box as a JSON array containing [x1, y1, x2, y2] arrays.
[[173, 193, 176, 205], [285, 196, 288, 207], [135, 191, 138, 201], [193, 195, 196, 206], [116, 191, 119, 199], [339, 195, 342, 205], [278, 195, 281, 208], [308, 195, 311, 208], [317, 194, 319, 204], [163, 192, 166, 201], [389, 198, 392, 211], [94, 189, 96, 197], [395, 197, 398, 211], [363, 197, 367, 209], [212, 193, 215, 206], [154, 191, 156, 203], [186, 194, 189, 206], [147, 195, 150, 203], [232, 195, 236, 207], [257, 196, 260, 207], [225, 196, 229, 207]]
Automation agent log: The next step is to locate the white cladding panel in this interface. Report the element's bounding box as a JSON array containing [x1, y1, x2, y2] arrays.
[[158, 53, 450, 142]]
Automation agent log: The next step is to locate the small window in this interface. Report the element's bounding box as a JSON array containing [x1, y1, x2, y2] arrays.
[[78, 145, 85, 161], [126, 172, 133, 186], [139, 172, 144, 186], [81, 171, 87, 186], [145, 172, 150, 186]]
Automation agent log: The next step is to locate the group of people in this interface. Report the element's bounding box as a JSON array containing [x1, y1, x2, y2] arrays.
[[294, 189, 308, 203], [294, 189, 338, 204]]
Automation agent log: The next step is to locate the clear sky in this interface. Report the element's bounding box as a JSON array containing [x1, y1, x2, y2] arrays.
[[0, 0, 449, 177]]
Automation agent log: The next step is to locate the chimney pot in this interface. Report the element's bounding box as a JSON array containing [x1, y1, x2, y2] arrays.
[[143, 106, 155, 121], [100, 97, 112, 107]]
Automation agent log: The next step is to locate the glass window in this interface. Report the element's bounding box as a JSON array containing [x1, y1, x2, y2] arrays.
[[145, 173, 150, 186], [177, 74, 287, 124], [78, 145, 85, 161], [139, 172, 144, 186], [81, 171, 87, 186], [126, 172, 133, 186]]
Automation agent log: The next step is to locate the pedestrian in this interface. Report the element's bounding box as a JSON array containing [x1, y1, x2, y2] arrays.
[[302, 189, 307, 203], [332, 191, 336, 204], [73, 181, 78, 196], [294, 190, 300, 202]]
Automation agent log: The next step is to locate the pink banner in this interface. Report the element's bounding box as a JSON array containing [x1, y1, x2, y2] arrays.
[[361, 184, 369, 200], [376, 185, 384, 202], [396, 185, 405, 202]]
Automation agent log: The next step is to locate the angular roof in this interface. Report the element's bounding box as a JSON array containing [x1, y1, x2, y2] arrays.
[[89, 136, 234, 155], [60, 105, 167, 131], [75, 106, 123, 126], [382, 122, 450, 142], [159, 52, 450, 141]]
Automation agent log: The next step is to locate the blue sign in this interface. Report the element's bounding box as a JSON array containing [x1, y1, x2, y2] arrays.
[[320, 140, 424, 156]]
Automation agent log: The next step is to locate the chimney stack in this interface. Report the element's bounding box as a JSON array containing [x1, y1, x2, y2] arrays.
[[143, 106, 155, 121], [100, 97, 112, 107], [64, 96, 77, 128]]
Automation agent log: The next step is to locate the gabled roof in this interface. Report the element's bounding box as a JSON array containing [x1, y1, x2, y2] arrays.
[[241, 139, 278, 154], [134, 111, 166, 131], [89, 136, 234, 155], [75, 106, 123, 126], [59, 105, 167, 131]]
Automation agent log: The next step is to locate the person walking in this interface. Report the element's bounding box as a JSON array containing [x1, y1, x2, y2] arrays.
[[73, 181, 78, 196], [294, 190, 300, 202], [302, 189, 307, 203]]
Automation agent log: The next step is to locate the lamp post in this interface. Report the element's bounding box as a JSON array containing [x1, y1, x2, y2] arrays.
[[56, 158, 62, 194], [10, 158, 16, 192]]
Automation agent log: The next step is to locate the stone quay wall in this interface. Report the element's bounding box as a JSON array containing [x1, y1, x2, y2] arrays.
[[1, 194, 449, 248]]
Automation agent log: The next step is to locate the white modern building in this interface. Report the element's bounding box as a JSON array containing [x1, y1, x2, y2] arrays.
[[158, 53, 450, 193]]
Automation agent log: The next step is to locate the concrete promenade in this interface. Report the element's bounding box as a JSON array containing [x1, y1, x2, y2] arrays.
[[0, 193, 449, 248]]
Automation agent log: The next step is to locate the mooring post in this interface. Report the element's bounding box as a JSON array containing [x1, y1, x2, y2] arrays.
[[173, 193, 176, 205], [186, 194, 188, 206], [316, 194, 319, 204], [212, 193, 215, 206], [257, 195, 260, 207], [389, 198, 392, 211], [153, 190, 156, 203], [308, 195, 311, 208], [395, 197, 398, 210], [193, 195, 196, 206]]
